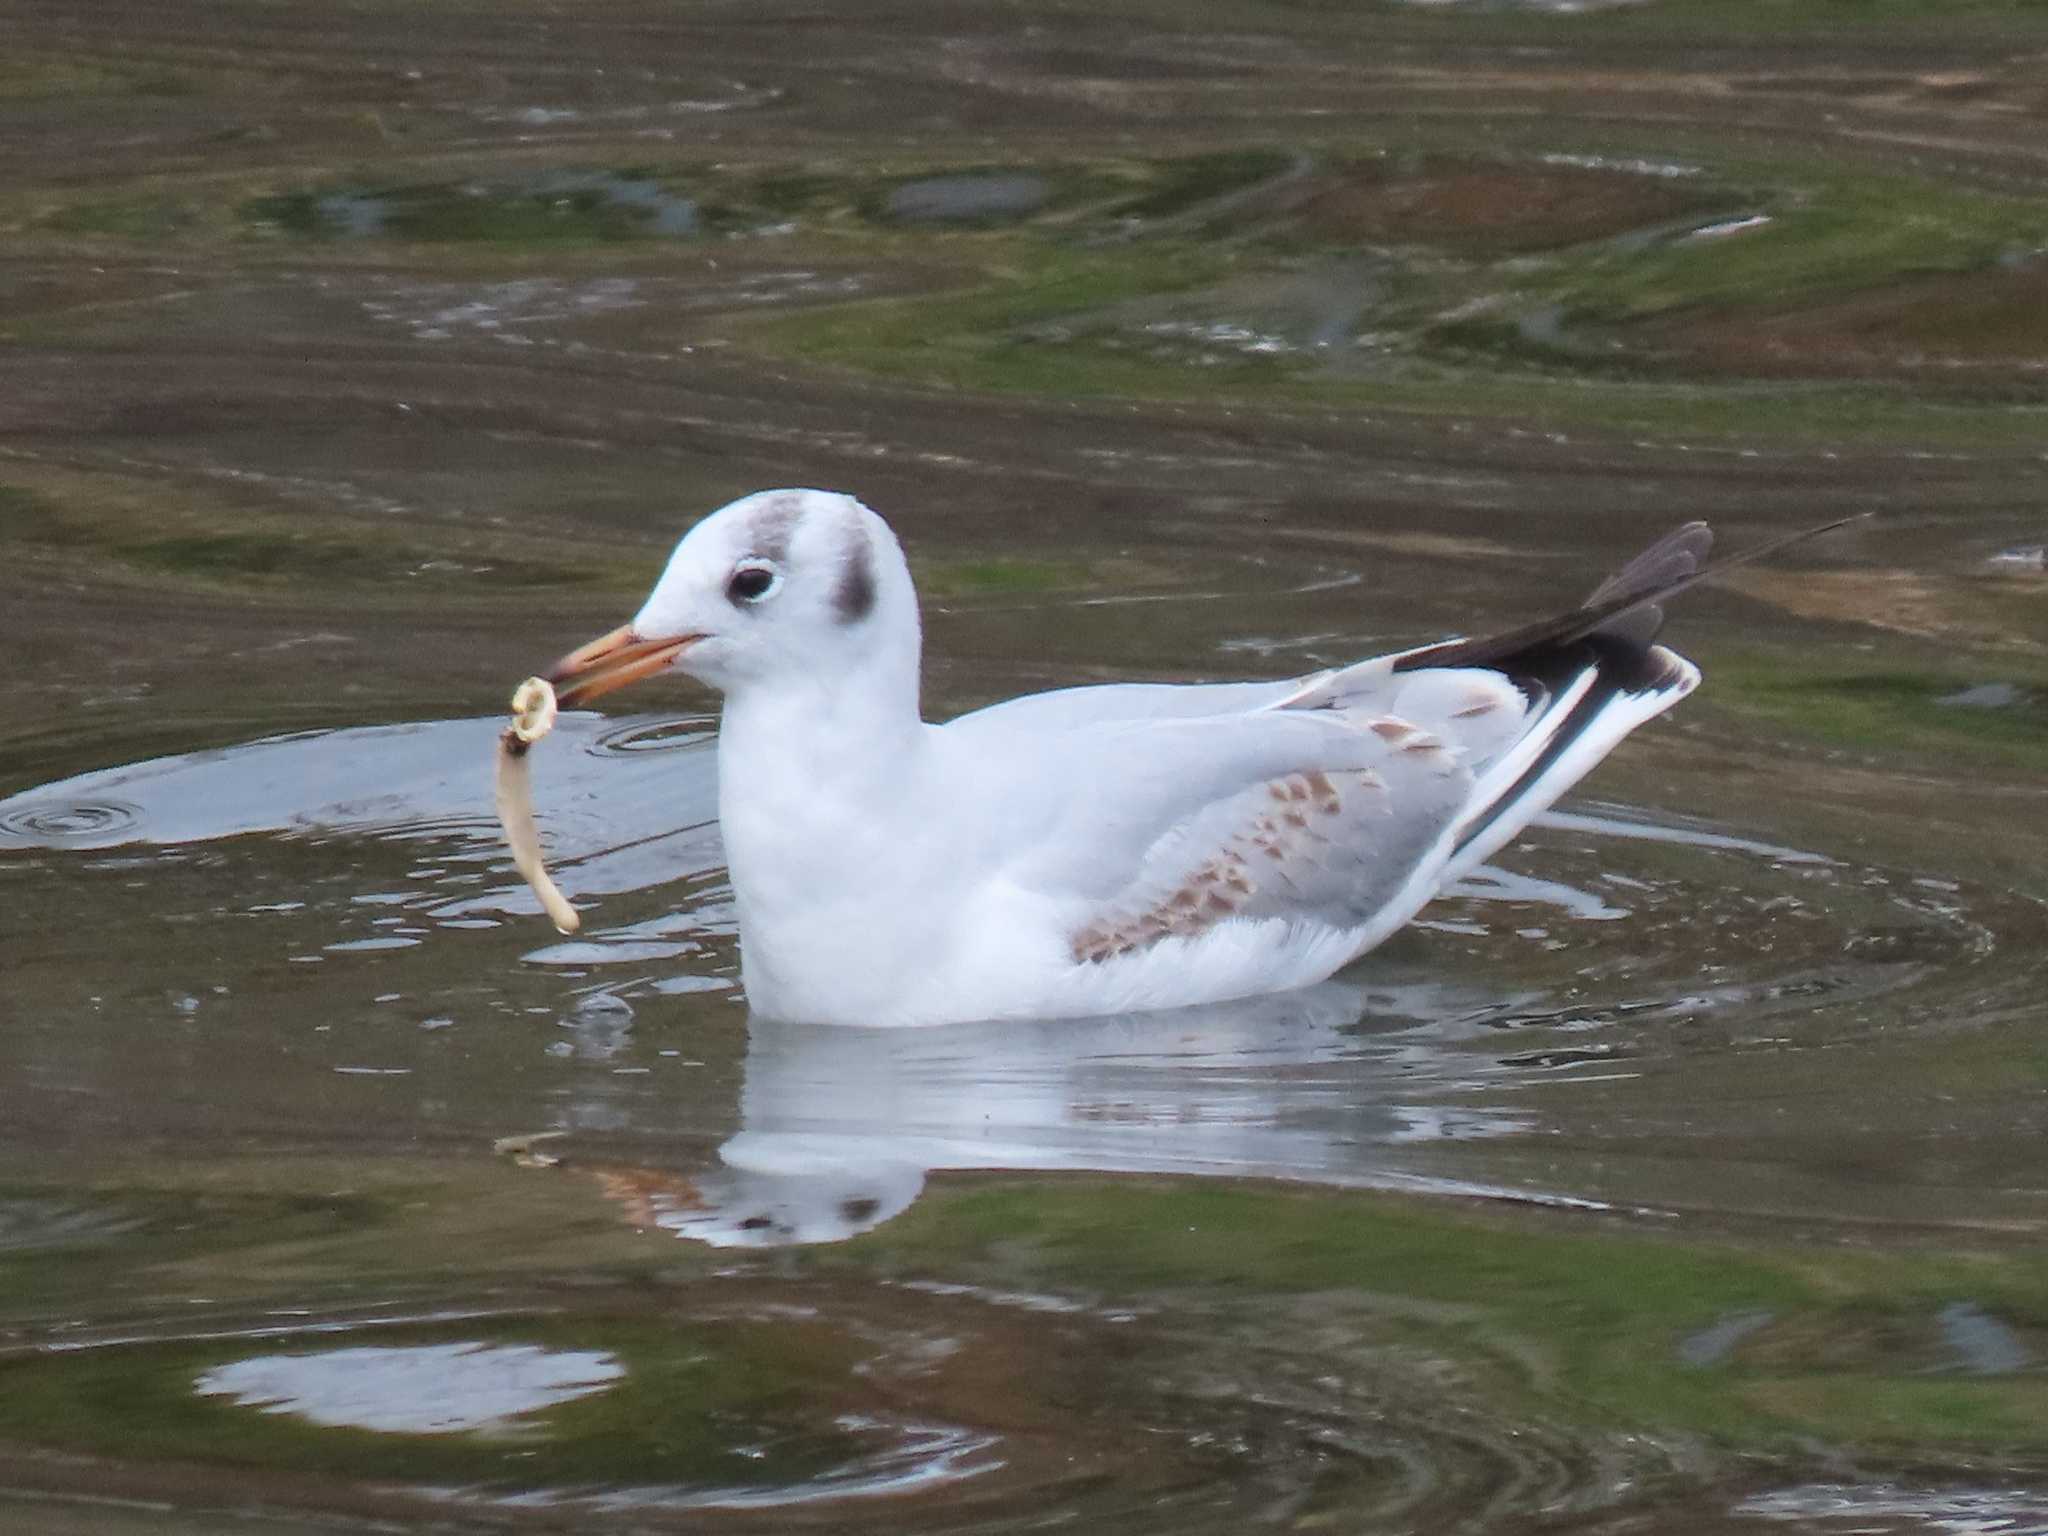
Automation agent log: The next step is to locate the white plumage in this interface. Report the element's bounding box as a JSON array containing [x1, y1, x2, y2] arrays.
[[547, 488, 1728, 1027]]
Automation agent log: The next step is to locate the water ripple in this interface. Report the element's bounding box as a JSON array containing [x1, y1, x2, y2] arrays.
[[0, 797, 142, 847], [589, 715, 717, 756]]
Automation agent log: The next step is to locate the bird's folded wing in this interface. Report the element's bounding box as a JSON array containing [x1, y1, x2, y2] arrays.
[[946, 676, 1306, 737], [999, 709, 1478, 959]]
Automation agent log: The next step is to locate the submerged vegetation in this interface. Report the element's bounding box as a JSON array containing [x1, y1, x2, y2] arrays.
[[2, 1170, 2044, 1501], [1709, 652, 2048, 772], [848, 1177, 2048, 1452], [15, 117, 2048, 446], [743, 142, 2048, 444], [4, 0, 2047, 1527], [0, 479, 636, 597]]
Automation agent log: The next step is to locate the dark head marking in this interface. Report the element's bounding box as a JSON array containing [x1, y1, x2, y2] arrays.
[[746, 492, 806, 565], [834, 523, 877, 625]]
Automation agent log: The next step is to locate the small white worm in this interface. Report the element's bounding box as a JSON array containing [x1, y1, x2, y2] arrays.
[[494, 676, 580, 934]]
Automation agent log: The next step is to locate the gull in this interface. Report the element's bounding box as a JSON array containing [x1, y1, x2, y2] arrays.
[[545, 489, 1843, 1027]]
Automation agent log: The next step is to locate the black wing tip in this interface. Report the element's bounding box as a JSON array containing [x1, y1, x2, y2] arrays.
[[1395, 513, 1864, 678], [1635, 640, 1702, 696], [1446, 641, 1701, 866]]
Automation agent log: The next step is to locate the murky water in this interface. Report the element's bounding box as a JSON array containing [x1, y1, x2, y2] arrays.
[[2, 1, 2046, 1530]]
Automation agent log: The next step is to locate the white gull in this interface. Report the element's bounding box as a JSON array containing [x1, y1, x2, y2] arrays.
[[543, 488, 1834, 1027]]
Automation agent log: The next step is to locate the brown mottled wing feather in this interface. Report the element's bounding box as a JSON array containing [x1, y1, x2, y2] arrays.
[[1067, 717, 1474, 964]]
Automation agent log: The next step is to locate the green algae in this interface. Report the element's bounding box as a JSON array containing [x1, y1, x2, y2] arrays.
[[234, 160, 1175, 248], [738, 139, 2048, 445], [0, 54, 137, 101], [1258, 0, 2048, 41], [1100, 149, 1295, 223], [918, 557, 1091, 596], [833, 1177, 2048, 1456], [9, 1169, 2044, 1488], [244, 173, 703, 245], [40, 198, 205, 242], [0, 1313, 869, 1493], [1706, 654, 2048, 773], [29, 133, 2043, 449], [0, 477, 636, 598], [1503, 161, 2048, 337]]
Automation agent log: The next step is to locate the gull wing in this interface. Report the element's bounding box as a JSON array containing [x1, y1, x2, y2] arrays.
[[991, 705, 1486, 961], [944, 677, 1305, 736], [973, 517, 1853, 972]]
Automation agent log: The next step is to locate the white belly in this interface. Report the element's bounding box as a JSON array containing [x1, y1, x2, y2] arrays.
[[736, 872, 1369, 1027]]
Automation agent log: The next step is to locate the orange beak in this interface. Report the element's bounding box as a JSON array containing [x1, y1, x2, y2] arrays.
[[545, 623, 700, 707]]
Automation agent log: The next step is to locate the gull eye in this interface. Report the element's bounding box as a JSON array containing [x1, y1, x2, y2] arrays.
[[726, 561, 780, 606]]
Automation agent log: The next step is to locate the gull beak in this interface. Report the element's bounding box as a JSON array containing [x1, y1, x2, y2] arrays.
[[545, 623, 699, 707]]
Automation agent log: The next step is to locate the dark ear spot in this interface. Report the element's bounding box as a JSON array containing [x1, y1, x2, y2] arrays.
[[834, 528, 876, 625]]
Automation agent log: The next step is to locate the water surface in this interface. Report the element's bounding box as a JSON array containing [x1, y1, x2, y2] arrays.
[[2, 0, 2046, 1530]]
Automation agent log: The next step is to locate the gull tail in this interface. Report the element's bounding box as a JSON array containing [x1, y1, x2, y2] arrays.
[[1399, 516, 1860, 881]]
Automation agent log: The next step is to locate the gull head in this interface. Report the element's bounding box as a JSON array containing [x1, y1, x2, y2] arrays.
[[546, 488, 918, 706]]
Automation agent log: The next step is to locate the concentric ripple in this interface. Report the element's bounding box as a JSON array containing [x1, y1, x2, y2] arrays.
[[0, 798, 142, 847], [589, 715, 718, 756]]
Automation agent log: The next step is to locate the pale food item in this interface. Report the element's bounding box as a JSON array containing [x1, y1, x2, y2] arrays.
[[494, 676, 580, 934], [509, 675, 558, 743]]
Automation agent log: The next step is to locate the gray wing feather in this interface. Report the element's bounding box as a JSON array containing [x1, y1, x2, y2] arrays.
[[1009, 705, 1492, 963]]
